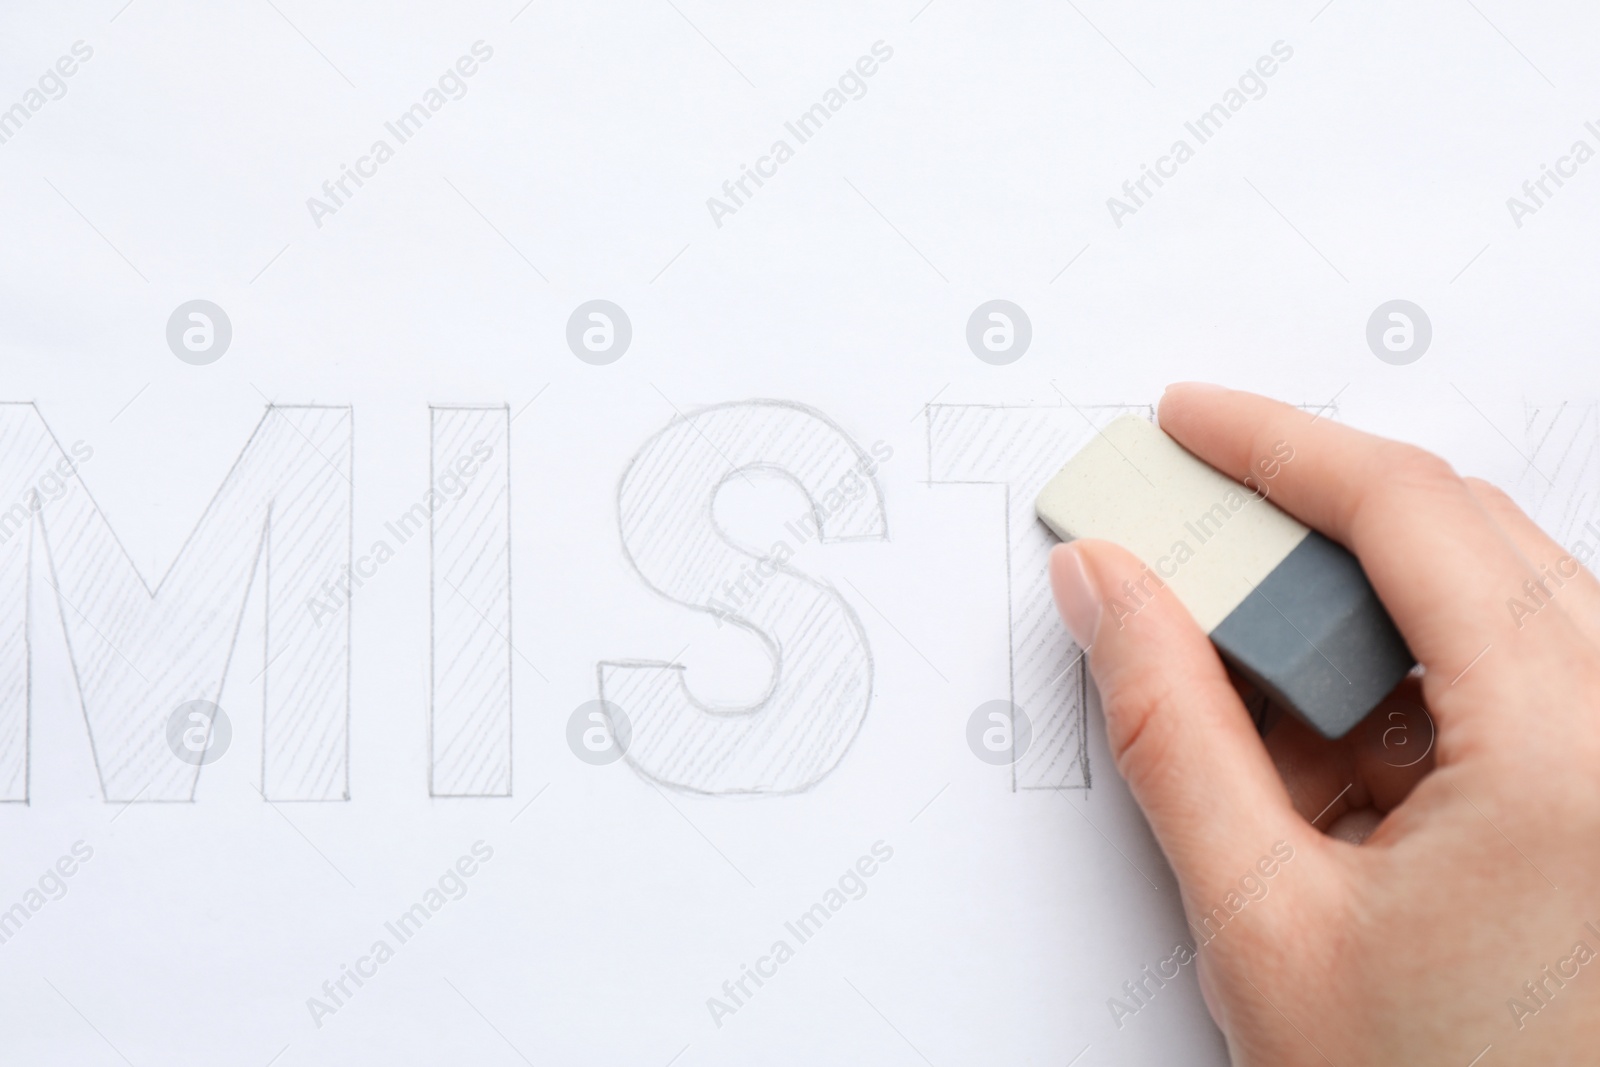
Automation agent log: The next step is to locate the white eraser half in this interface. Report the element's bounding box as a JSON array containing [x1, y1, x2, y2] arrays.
[[1034, 415, 1308, 632]]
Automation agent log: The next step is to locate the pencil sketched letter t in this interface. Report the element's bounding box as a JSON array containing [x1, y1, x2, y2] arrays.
[[600, 401, 887, 795]]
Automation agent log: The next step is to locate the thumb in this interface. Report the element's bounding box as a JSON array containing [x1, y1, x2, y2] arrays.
[[1050, 540, 1310, 905]]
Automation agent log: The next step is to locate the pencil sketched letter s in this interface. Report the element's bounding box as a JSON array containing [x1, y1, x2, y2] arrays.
[[0, 403, 351, 803], [600, 401, 888, 795]]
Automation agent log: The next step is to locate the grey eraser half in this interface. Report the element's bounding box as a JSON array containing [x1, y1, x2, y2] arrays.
[[1034, 415, 1413, 739]]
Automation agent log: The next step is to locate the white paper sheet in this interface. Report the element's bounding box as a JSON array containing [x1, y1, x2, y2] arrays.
[[1, 1, 1597, 1063]]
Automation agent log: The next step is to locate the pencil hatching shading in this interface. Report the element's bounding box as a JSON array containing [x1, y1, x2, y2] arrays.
[[1519, 401, 1600, 549], [430, 405, 512, 798], [927, 403, 1149, 791], [600, 400, 887, 795], [0, 403, 351, 802]]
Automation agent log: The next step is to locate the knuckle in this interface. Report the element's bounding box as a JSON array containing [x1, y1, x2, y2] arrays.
[[1345, 445, 1460, 533], [1381, 444, 1459, 490], [1464, 476, 1516, 514], [1099, 665, 1181, 786], [1462, 474, 1500, 497]]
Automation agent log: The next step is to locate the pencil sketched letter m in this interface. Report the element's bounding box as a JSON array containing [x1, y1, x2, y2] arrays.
[[0, 404, 351, 803], [601, 401, 887, 795]]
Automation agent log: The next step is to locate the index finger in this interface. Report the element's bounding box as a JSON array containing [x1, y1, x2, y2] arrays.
[[1157, 384, 1560, 696]]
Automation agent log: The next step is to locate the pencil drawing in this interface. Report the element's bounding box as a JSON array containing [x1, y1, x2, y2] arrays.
[[598, 400, 888, 795], [927, 403, 1151, 791], [1519, 400, 1599, 549], [429, 405, 513, 798], [0, 403, 351, 802]]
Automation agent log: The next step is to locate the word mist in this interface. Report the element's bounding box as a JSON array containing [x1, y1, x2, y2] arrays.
[[0, 399, 899, 805]]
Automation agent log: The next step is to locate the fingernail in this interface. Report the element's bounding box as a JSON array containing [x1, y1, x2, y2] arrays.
[[1051, 544, 1100, 648]]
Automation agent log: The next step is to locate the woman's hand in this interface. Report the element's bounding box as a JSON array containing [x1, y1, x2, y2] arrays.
[[1050, 383, 1600, 1065]]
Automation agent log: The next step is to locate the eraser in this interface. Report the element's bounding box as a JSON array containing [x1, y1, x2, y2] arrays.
[[1034, 414, 1413, 739]]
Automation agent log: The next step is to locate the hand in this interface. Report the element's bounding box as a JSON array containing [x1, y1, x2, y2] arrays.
[[1049, 383, 1600, 1066]]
